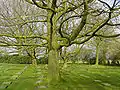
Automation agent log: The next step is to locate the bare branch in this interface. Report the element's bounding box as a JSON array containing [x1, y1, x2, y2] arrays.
[[0, 20, 47, 27], [0, 34, 47, 40], [70, 0, 88, 41], [98, 0, 111, 9], [107, 23, 120, 26]]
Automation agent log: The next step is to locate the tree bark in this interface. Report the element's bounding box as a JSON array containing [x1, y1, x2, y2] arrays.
[[95, 44, 99, 65], [32, 58, 37, 66], [47, 1, 60, 82], [102, 50, 107, 65], [48, 49, 59, 82]]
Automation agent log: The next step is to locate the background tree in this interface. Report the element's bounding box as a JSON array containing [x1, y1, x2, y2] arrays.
[[0, 0, 47, 65]]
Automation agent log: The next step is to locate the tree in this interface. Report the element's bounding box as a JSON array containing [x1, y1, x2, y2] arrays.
[[107, 39, 120, 65], [24, 0, 88, 82], [23, 0, 120, 82]]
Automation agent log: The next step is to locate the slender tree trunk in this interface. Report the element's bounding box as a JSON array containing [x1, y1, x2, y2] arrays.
[[95, 44, 99, 65], [31, 52, 37, 65], [32, 58, 37, 66], [102, 50, 107, 65], [25, 49, 37, 65], [62, 47, 68, 69]]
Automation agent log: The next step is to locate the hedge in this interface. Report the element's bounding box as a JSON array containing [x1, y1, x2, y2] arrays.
[[0, 55, 48, 64]]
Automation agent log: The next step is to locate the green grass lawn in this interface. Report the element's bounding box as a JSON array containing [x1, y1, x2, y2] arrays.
[[50, 64, 120, 90], [0, 63, 47, 90], [0, 63, 120, 90]]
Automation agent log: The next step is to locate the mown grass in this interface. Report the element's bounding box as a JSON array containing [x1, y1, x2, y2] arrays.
[[50, 64, 120, 90], [0, 63, 120, 90], [0, 63, 48, 90]]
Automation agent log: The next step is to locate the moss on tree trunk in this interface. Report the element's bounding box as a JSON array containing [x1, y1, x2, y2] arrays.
[[48, 49, 59, 82]]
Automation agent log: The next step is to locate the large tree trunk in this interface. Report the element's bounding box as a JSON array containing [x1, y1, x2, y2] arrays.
[[48, 49, 59, 82], [47, 29, 60, 82], [47, 5, 60, 82]]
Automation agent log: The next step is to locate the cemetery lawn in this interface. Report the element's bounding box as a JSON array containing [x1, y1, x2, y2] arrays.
[[0, 63, 120, 90]]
